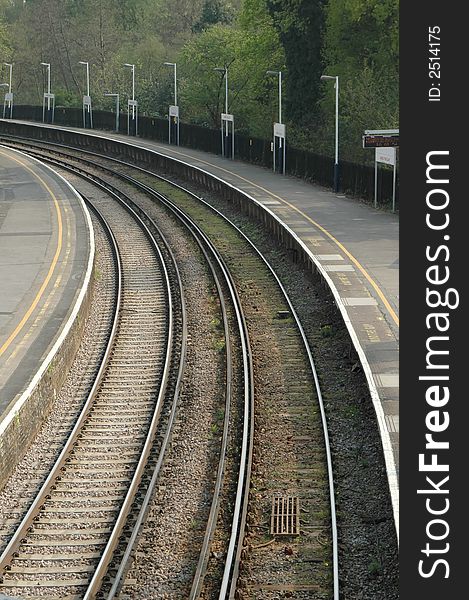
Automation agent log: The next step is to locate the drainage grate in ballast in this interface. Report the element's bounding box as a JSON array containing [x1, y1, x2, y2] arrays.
[[271, 495, 300, 535]]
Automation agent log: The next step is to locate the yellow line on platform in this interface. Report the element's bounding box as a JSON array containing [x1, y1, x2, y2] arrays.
[[0, 149, 63, 356]]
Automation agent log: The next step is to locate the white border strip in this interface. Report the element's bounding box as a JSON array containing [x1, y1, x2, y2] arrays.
[[1, 122, 399, 538], [0, 145, 95, 437]]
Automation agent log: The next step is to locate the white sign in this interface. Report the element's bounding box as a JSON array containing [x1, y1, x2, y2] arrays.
[[366, 129, 399, 135], [44, 93, 55, 99], [376, 147, 396, 166], [274, 122, 286, 139], [221, 113, 234, 122], [83, 95, 92, 106], [128, 99, 138, 107], [5, 92, 13, 102], [169, 105, 179, 117]]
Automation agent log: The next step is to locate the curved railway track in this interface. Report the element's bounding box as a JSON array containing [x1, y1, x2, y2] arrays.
[[0, 160, 181, 598], [0, 138, 340, 600]]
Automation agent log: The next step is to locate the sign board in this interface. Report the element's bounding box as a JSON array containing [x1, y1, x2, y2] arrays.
[[221, 113, 234, 122], [128, 99, 138, 107], [376, 147, 396, 166], [274, 122, 286, 139], [363, 134, 399, 148], [5, 92, 13, 102], [365, 129, 399, 135], [44, 93, 55, 99], [169, 105, 179, 117], [83, 95, 92, 106]]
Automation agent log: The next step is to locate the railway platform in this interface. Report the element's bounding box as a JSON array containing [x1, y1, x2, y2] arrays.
[[0, 145, 93, 476]]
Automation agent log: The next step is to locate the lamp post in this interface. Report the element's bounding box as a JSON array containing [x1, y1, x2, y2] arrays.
[[41, 62, 51, 101], [40, 62, 55, 123], [266, 70, 285, 174], [124, 63, 135, 102], [104, 92, 120, 132], [1, 67, 12, 117], [266, 70, 282, 124], [3, 63, 12, 95], [78, 61, 93, 128], [164, 62, 177, 106], [321, 74, 339, 192], [164, 61, 180, 145], [78, 61, 90, 97], [124, 63, 137, 135], [215, 66, 234, 158], [214, 66, 228, 127]]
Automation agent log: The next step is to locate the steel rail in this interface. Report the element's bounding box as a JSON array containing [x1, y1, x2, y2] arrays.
[[137, 170, 340, 599]]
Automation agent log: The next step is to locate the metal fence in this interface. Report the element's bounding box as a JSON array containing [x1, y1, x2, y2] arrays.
[[10, 105, 398, 208]]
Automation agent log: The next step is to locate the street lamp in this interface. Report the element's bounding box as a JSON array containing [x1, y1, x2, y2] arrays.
[[321, 74, 339, 192], [1, 63, 13, 119], [124, 63, 135, 101], [104, 92, 120, 132], [266, 70, 282, 124], [40, 62, 55, 123], [3, 63, 12, 94], [78, 61, 93, 128], [2, 64, 13, 121], [124, 63, 137, 135], [214, 66, 234, 158], [78, 61, 90, 97], [214, 66, 228, 120], [164, 61, 180, 145], [163, 62, 177, 106], [266, 70, 285, 174], [41, 62, 51, 97]]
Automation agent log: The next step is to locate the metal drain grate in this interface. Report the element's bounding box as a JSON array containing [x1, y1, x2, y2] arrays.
[[271, 496, 300, 535]]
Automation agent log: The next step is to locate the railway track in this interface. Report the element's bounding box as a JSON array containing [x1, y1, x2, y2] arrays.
[[0, 138, 340, 599], [0, 161, 182, 598]]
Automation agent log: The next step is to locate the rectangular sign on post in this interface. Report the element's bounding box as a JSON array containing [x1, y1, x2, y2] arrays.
[[221, 113, 234, 122], [169, 105, 179, 117], [376, 147, 396, 165], [274, 122, 286, 139], [363, 135, 400, 148]]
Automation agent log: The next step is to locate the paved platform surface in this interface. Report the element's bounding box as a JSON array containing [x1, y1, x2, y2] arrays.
[[0, 145, 91, 419]]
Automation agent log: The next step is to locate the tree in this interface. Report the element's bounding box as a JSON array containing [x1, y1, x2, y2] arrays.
[[179, 1, 284, 136], [266, 0, 326, 124]]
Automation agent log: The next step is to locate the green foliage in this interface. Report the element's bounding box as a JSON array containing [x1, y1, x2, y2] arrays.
[[323, 0, 398, 74], [179, 0, 284, 136], [0, 0, 398, 166], [192, 0, 235, 33], [266, 0, 326, 123], [55, 88, 79, 107]]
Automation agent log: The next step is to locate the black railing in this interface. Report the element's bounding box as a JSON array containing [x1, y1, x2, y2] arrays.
[[8, 105, 398, 209]]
